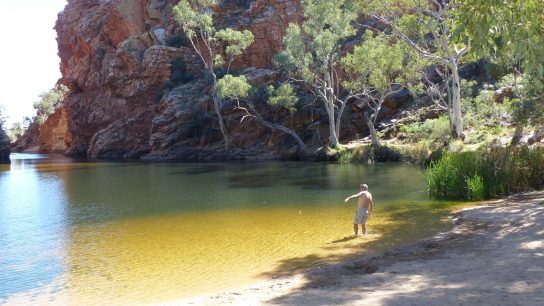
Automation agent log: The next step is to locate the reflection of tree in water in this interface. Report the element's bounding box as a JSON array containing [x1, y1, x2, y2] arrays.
[[174, 164, 226, 175]]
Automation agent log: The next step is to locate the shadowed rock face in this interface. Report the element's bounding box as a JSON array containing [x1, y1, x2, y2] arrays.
[[0, 128, 10, 164], [16, 0, 406, 160]]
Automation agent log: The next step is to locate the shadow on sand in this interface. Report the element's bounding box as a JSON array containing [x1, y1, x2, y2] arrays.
[[261, 193, 544, 305]]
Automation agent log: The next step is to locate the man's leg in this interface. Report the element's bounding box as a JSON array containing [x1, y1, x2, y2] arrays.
[[361, 223, 367, 235], [353, 224, 358, 236]]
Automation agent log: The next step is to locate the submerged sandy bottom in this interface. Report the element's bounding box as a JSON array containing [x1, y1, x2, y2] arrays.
[[1, 158, 462, 305], [1, 202, 457, 305], [178, 192, 544, 306]]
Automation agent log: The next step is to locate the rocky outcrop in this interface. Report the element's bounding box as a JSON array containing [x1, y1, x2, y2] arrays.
[[31, 0, 410, 160], [12, 107, 71, 154], [38, 107, 72, 153], [0, 128, 10, 164]]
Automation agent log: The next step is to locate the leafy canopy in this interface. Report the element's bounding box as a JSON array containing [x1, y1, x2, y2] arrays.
[[172, 0, 216, 40], [457, 0, 544, 88], [280, 0, 357, 81], [267, 84, 299, 113], [33, 85, 69, 125], [172, 0, 254, 72], [216, 75, 251, 100], [215, 28, 254, 59], [8, 122, 24, 142], [343, 31, 424, 95]]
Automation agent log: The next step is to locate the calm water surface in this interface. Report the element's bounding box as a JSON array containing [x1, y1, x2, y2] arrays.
[[0, 154, 461, 305]]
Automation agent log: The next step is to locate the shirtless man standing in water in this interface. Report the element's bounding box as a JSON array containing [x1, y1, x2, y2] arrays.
[[344, 184, 373, 236]]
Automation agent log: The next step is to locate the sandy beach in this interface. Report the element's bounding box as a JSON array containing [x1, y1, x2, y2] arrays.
[[175, 192, 544, 306]]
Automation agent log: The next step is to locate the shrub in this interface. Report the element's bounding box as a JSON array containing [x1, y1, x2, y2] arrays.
[[400, 115, 451, 144], [428, 146, 544, 200], [396, 141, 435, 165], [338, 145, 402, 164]]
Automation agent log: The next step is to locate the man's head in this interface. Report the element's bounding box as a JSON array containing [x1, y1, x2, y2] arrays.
[[360, 184, 368, 191]]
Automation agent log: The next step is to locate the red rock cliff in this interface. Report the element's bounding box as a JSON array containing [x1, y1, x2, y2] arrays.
[[52, 0, 312, 159], [49, 0, 403, 160]]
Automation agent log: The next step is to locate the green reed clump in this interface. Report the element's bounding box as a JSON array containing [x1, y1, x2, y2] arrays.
[[466, 175, 485, 200], [428, 146, 544, 200]]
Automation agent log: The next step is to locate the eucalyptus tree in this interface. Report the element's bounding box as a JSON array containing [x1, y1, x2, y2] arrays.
[[172, 0, 254, 154], [362, 0, 471, 139], [343, 32, 423, 145], [217, 75, 308, 154], [457, 0, 544, 144], [278, 0, 358, 148], [8, 122, 24, 142]]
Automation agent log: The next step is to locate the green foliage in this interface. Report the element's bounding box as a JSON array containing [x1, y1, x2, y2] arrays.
[[267, 84, 298, 113], [395, 141, 445, 166], [33, 85, 69, 125], [172, 0, 216, 40], [338, 145, 402, 164], [343, 31, 424, 96], [399, 116, 451, 144], [462, 90, 510, 133], [458, 0, 544, 89], [8, 122, 24, 142], [172, 0, 253, 73], [460, 79, 479, 98], [459, 80, 512, 145], [428, 147, 544, 200], [213, 54, 225, 68], [466, 175, 485, 201], [215, 29, 254, 61], [280, 0, 356, 81], [216, 75, 251, 100], [510, 78, 544, 126]]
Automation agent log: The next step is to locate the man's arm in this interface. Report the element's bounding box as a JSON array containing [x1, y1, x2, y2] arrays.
[[344, 192, 362, 203], [368, 198, 373, 215]]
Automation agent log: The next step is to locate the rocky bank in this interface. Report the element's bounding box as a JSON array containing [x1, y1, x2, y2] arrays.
[[15, 0, 413, 160]]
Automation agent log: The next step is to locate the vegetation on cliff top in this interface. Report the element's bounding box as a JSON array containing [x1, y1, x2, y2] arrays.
[[167, 0, 544, 157]]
